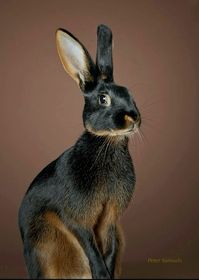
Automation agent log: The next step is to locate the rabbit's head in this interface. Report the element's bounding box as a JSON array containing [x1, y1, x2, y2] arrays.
[[56, 25, 141, 137]]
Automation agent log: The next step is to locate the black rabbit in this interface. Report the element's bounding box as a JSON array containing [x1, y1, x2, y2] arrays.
[[18, 24, 141, 279]]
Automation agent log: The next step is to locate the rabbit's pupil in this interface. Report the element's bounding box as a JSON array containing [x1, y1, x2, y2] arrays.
[[99, 94, 110, 106], [100, 95, 106, 103]]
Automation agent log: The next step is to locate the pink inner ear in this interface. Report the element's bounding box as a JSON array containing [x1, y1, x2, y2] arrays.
[[56, 30, 89, 85]]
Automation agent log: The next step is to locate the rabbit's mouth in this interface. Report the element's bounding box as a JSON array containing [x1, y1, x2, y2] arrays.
[[86, 123, 138, 138]]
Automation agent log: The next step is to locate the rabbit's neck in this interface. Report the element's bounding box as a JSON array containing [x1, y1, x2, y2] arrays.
[[75, 130, 129, 160], [67, 130, 131, 173]]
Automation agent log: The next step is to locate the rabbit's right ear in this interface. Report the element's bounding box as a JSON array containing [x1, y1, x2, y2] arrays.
[[96, 25, 113, 82], [56, 29, 97, 92]]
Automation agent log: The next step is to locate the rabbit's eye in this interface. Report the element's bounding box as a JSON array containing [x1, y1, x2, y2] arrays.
[[99, 94, 111, 107]]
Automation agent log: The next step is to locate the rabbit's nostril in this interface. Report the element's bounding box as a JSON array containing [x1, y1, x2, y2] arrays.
[[124, 114, 134, 129], [124, 114, 134, 124]]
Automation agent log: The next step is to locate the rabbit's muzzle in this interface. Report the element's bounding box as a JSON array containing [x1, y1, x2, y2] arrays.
[[114, 109, 141, 130]]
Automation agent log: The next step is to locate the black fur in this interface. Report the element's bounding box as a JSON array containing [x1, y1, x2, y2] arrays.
[[83, 80, 140, 131], [96, 25, 113, 82], [103, 225, 119, 278], [18, 24, 141, 279]]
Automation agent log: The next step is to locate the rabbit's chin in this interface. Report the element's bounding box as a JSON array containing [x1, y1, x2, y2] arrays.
[[85, 123, 138, 138]]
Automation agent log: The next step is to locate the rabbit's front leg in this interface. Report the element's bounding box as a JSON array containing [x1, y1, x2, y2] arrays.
[[70, 223, 111, 279], [103, 225, 123, 279]]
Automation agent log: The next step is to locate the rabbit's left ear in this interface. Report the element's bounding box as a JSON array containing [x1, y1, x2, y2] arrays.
[[56, 29, 96, 92]]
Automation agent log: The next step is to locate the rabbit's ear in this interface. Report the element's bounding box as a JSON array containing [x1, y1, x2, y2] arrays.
[[56, 29, 96, 92], [96, 24, 113, 82]]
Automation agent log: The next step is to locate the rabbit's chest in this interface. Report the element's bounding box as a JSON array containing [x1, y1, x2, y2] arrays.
[[96, 158, 135, 207], [68, 147, 135, 227], [81, 174, 135, 228]]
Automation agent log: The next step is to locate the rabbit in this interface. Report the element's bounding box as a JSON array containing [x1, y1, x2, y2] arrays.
[[18, 24, 141, 279]]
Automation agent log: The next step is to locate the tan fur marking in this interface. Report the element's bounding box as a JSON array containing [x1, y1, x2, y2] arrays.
[[101, 74, 108, 80], [124, 114, 134, 124], [93, 203, 125, 278], [35, 211, 91, 279], [94, 201, 118, 254], [74, 201, 104, 229], [114, 223, 125, 278], [85, 123, 133, 138]]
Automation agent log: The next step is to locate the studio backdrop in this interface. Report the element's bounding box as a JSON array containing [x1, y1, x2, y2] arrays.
[[0, 0, 198, 278]]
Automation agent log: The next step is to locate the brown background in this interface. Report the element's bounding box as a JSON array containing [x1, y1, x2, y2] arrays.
[[0, 0, 199, 278]]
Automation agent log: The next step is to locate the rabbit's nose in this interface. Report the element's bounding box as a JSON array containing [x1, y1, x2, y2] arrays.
[[124, 111, 141, 128]]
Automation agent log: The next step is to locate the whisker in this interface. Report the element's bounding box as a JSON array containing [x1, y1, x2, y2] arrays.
[[129, 132, 139, 158], [139, 127, 150, 145], [141, 119, 155, 129], [89, 137, 108, 171], [140, 109, 155, 116], [103, 137, 112, 166], [139, 99, 162, 109], [137, 128, 144, 145], [141, 115, 154, 121], [134, 132, 141, 159]]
